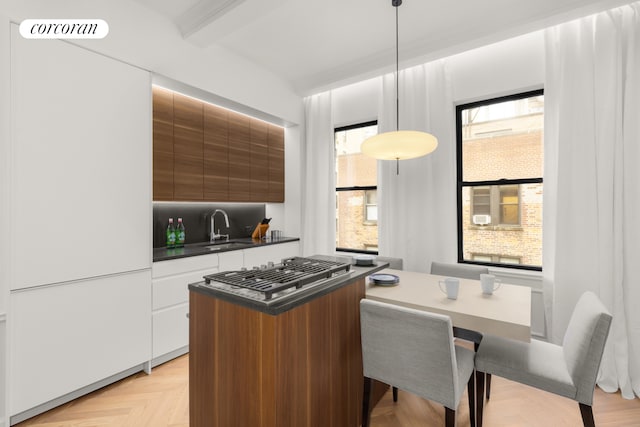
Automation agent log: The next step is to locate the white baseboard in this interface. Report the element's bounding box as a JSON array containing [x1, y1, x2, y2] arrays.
[[10, 363, 147, 426], [150, 346, 189, 369]]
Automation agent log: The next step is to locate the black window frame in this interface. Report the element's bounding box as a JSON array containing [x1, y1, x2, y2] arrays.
[[456, 89, 543, 272], [335, 120, 379, 255]]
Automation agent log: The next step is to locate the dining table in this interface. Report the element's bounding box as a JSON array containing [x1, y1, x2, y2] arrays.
[[365, 268, 532, 342]]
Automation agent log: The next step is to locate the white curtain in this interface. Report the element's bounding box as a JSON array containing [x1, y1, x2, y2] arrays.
[[377, 61, 456, 272], [544, 2, 640, 398], [301, 91, 336, 256]]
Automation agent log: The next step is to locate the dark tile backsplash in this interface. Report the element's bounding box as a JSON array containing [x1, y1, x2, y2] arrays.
[[153, 203, 266, 248]]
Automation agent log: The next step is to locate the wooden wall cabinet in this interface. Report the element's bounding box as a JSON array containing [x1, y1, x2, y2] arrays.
[[152, 87, 285, 203], [153, 87, 174, 201], [250, 119, 269, 201], [267, 125, 285, 203], [173, 93, 204, 201], [227, 112, 252, 202], [204, 103, 229, 200]]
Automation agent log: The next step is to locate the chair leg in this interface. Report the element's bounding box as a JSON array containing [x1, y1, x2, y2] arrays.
[[392, 386, 398, 402], [467, 370, 476, 427], [445, 407, 457, 427], [486, 374, 492, 400], [579, 403, 596, 427], [476, 371, 485, 427], [362, 376, 372, 427]]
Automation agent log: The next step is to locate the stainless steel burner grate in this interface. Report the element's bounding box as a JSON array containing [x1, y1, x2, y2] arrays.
[[202, 256, 351, 300]]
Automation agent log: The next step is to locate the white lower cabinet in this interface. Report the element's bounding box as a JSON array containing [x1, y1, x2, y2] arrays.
[[151, 253, 221, 365], [150, 242, 299, 366], [0, 315, 5, 427], [10, 270, 151, 417], [152, 303, 189, 361]]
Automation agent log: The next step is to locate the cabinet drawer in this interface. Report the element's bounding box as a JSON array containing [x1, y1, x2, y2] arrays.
[[152, 303, 189, 359], [152, 253, 219, 278], [153, 268, 217, 310]]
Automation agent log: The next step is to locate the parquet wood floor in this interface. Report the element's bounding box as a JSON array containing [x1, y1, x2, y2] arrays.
[[15, 354, 640, 427]]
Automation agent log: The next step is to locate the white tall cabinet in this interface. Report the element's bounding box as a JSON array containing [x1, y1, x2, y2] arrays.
[[7, 24, 152, 423], [0, 16, 10, 427]]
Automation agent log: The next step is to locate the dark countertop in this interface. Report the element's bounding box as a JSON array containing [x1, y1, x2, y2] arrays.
[[153, 236, 300, 262], [188, 254, 389, 315]]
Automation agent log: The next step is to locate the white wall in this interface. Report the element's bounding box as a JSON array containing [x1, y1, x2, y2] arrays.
[[331, 31, 545, 125], [332, 77, 380, 128], [448, 31, 545, 104], [0, 0, 302, 126], [266, 124, 303, 239]]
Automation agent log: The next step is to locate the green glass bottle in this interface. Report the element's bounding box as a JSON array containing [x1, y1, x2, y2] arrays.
[[176, 217, 185, 248], [166, 218, 176, 249]]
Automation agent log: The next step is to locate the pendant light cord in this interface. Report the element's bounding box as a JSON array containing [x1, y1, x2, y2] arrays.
[[395, 1, 400, 174], [395, 3, 399, 133]]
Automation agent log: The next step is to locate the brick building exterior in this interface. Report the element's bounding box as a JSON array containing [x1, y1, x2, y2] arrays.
[[461, 113, 543, 266], [336, 152, 378, 251]]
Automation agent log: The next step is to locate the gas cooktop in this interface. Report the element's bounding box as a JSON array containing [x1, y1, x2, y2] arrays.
[[201, 256, 352, 302]]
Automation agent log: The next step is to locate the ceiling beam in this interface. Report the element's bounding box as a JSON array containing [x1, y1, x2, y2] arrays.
[[176, 0, 247, 39]]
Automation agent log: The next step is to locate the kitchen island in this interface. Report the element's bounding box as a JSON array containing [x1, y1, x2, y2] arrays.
[[188, 256, 387, 427]]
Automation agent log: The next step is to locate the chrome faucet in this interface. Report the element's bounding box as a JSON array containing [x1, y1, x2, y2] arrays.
[[210, 209, 230, 242]]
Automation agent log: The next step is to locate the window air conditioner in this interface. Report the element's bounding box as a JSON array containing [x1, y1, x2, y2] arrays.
[[472, 214, 491, 225]]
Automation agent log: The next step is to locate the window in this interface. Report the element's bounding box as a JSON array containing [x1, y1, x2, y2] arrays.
[[457, 90, 543, 270], [364, 190, 378, 224], [335, 121, 378, 253], [471, 185, 520, 226]]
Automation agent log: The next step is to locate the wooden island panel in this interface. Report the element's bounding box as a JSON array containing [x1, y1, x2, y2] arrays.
[[189, 278, 366, 427]]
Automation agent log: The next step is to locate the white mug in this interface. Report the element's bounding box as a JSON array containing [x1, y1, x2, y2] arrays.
[[480, 274, 501, 295], [438, 277, 460, 300]]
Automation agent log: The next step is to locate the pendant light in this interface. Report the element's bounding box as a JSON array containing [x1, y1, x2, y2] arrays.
[[360, 0, 438, 174]]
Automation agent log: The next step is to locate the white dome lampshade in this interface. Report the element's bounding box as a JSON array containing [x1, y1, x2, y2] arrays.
[[360, 0, 438, 171], [360, 130, 438, 160]]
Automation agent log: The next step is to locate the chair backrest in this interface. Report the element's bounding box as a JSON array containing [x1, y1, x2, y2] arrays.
[[430, 261, 489, 280], [375, 256, 403, 270], [562, 291, 612, 405], [360, 299, 461, 409]]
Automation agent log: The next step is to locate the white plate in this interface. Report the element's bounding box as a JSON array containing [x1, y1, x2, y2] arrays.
[[355, 255, 375, 266], [369, 273, 399, 286]]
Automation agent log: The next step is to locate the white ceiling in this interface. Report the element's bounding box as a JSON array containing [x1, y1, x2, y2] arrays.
[[132, 0, 635, 95]]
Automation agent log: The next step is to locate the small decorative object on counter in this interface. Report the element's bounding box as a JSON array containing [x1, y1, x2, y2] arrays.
[[176, 217, 186, 247], [252, 218, 270, 240], [166, 218, 176, 248]]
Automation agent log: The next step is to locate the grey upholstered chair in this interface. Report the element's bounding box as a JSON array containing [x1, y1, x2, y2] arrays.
[[375, 256, 404, 402], [375, 256, 403, 270], [430, 261, 489, 280], [474, 291, 612, 427], [430, 261, 492, 398], [360, 299, 476, 427]]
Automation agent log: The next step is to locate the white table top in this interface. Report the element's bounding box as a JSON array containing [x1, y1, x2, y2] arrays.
[[365, 269, 532, 342]]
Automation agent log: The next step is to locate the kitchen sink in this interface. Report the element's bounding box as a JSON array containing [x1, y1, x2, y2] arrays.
[[198, 241, 250, 251]]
